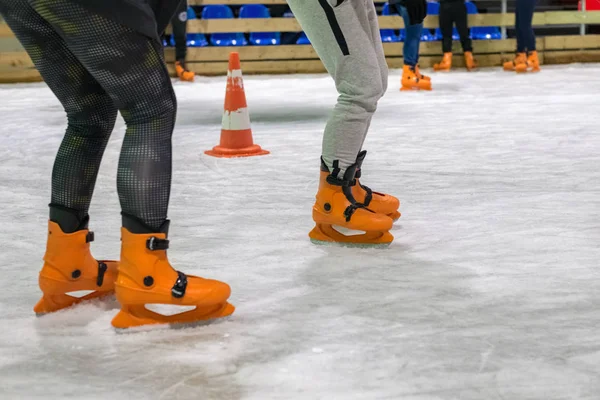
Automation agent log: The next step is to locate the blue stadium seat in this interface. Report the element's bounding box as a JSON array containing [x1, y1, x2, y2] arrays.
[[240, 4, 280, 45], [296, 32, 310, 45], [201, 5, 247, 46], [381, 3, 401, 43], [185, 7, 208, 47], [187, 6, 197, 20], [466, 1, 502, 40], [282, 9, 309, 45]]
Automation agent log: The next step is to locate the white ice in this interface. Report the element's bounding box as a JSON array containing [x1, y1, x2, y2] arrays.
[[0, 65, 599, 400]]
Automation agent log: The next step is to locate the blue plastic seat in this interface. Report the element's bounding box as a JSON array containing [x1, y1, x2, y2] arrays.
[[187, 6, 197, 20], [381, 3, 401, 42], [466, 2, 501, 40], [185, 7, 208, 47], [239, 4, 280, 45], [201, 5, 247, 46], [282, 9, 309, 45], [296, 32, 311, 45]]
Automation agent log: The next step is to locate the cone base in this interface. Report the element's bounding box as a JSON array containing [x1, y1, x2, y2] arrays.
[[205, 144, 269, 158]]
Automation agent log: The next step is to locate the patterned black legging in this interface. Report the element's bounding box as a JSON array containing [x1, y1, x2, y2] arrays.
[[0, 0, 176, 232]]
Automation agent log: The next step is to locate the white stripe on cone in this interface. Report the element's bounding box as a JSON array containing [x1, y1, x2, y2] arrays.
[[222, 107, 251, 130], [223, 68, 250, 130], [227, 69, 244, 78]]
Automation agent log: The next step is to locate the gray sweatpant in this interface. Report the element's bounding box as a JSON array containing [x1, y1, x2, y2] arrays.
[[287, 0, 388, 177]]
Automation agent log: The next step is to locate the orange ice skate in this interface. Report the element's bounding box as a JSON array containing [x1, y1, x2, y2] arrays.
[[112, 218, 234, 329], [515, 51, 540, 73], [309, 159, 394, 247], [34, 220, 118, 314], [352, 151, 400, 221], [175, 61, 195, 82], [434, 52, 452, 72], [464, 51, 478, 71], [401, 65, 432, 91], [503, 53, 526, 71]]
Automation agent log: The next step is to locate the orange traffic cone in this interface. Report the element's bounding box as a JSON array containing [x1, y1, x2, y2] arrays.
[[205, 52, 269, 158]]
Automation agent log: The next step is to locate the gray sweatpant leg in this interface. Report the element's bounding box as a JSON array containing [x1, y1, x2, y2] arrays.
[[287, 0, 388, 177]]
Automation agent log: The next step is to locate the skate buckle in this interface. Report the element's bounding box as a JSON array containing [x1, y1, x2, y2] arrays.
[[146, 237, 169, 251], [97, 261, 107, 287], [171, 271, 188, 299], [86, 231, 95, 243]]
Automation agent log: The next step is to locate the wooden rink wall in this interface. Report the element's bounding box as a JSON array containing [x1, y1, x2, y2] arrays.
[[2, 2, 600, 82]]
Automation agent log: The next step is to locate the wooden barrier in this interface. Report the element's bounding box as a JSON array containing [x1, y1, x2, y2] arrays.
[[2, 10, 600, 82]]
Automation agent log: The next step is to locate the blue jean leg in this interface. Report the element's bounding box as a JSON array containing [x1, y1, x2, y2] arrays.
[[396, 5, 423, 67]]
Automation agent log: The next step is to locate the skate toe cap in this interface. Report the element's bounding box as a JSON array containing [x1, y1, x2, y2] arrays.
[[187, 276, 232, 305]]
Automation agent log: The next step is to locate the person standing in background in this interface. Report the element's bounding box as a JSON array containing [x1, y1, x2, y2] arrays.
[[434, 0, 477, 71], [171, 0, 196, 81], [504, 0, 540, 72], [390, 0, 431, 91]]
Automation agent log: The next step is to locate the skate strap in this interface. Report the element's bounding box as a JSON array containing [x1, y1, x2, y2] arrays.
[[343, 203, 369, 222], [360, 183, 373, 207], [97, 261, 107, 287], [171, 271, 188, 299], [342, 185, 369, 222], [146, 237, 170, 251], [86, 232, 95, 243]]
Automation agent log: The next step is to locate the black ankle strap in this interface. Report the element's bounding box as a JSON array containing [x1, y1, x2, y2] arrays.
[[146, 237, 169, 251]]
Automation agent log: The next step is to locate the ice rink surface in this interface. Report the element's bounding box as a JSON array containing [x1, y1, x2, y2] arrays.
[[0, 64, 599, 400]]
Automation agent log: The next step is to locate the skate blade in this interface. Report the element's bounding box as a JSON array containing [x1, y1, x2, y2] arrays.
[[309, 238, 391, 249], [309, 224, 393, 247], [34, 290, 114, 315], [112, 302, 235, 331], [400, 86, 432, 91]]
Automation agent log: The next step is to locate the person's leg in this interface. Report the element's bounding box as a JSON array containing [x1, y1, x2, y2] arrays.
[[515, 0, 540, 72], [287, 0, 384, 176], [359, 0, 388, 149], [350, 0, 399, 221], [287, 0, 393, 245], [503, 0, 527, 70], [454, 2, 472, 53], [171, 0, 195, 81], [515, 0, 525, 53], [0, 0, 118, 233], [30, 0, 176, 232], [397, 5, 430, 90], [520, 0, 537, 52], [396, 4, 423, 67], [171, 0, 188, 63], [439, 2, 454, 55], [0, 0, 119, 313]]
